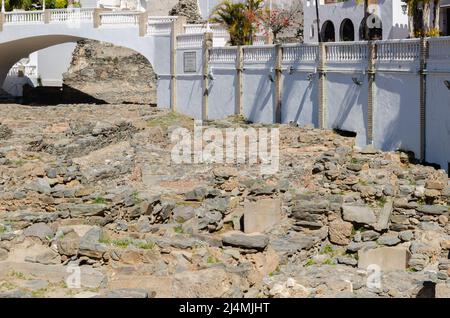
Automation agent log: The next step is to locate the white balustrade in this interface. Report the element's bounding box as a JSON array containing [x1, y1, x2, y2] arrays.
[[4, 11, 44, 24], [184, 24, 228, 37], [243, 46, 275, 63], [282, 44, 319, 62], [427, 36, 450, 61], [375, 39, 421, 61], [177, 34, 204, 49], [210, 47, 238, 63], [99, 11, 140, 25], [148, 16, 178, 24], [325, 42, 368, 61], [49, 8, 94, 23], [147, 21, 172, 35]]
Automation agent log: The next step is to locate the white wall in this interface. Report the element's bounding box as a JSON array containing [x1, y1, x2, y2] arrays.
[[281, 72, 318, 126], [37, 43, 77, 86], [374, 73, 421, 156], [208, 68, 236, 120], [326, 73, 368, 147], [175, 47, 203, 118]]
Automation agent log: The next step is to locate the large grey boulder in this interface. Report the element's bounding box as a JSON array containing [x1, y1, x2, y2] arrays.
[[78, 227, 108, 259], [23, 223, 55, 241]]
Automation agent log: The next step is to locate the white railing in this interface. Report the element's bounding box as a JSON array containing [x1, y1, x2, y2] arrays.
[[326, 42, 368, 61], [427, 36, 450, 60], [177, 33, 204, 49], [4, 11, 44, 24], [184, 23, 228, 37], [243, 46, 275, 63], [49, 8, 94, 23], [375, 39, 421, 61], [147, 21, 172, 35], [8, 65, 37, 77], [282, 44, 319, 62], [210, 47, 238, 63], [148, 16, 178, 24], [99, 11, 140, 25], [253, 35, 267, 46]]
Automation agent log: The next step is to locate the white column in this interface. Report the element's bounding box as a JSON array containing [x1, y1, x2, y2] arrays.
[[43, 0, 46, 11], [2, 0, 5, 13]]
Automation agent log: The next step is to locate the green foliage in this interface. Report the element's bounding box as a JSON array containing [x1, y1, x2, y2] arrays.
[[135, 241, 155, 250], [211, 0, 264, 46], [4, 0, 69, 11], [112, 237, 133, 248], [92, 197, 106, 204], [174, 225, 184, 234], [305, 259, 316, 267], [207, 255, 220, 264]]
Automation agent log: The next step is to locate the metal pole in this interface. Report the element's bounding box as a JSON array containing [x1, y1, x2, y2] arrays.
[[315, 0, 321, 42], [206, 0, 211, 31]]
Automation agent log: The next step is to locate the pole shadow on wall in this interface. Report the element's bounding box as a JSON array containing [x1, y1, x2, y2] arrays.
[[246, 60, 276, 123], [281, 60, 318, 127], [329, 74, 368, 142]]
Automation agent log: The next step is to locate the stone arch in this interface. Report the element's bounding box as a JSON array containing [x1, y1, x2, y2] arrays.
[[321, 20, 335, 42], [0, 34, 160, 103], [340, 18, 355, 41]]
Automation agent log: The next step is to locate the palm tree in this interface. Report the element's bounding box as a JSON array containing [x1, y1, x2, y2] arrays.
[[211, 0, 264, 46]]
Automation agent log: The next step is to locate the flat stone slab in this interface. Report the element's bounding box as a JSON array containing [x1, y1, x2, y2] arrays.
[[342, 205, 376, 225], [358, 247, 411, 271], [222, 231, 269, 250], [244, 198, 282, 234]]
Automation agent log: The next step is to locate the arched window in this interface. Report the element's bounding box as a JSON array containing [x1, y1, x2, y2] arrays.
[[340, 19, 355, 41], [321, 20, 335, 42], [359, 16, 383, 40]]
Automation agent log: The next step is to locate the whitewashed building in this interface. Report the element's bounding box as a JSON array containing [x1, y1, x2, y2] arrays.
[[304, 0, 450, 43]]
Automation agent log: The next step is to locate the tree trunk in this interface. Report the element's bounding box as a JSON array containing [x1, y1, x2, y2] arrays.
[[423, 1, 431, 34], [433, 0, 440, 31]]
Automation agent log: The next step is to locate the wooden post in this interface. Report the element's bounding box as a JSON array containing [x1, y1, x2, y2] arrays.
[[0, 12, 4, 32], [235, 46, 244, 116], [419, 37, 428, 162], [202, 32, 213, 121], [170, 16, 187, 112], [139, 11, 148, 37], [367, 41, 376, 145], [93, 8, 102, 28], [44, 10, 51, 24], [318, 42, 327, 129], [274, 44, 283, 123]]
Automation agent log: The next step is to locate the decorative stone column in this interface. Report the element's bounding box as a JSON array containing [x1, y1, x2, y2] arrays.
[[170, 16, 187, 112], [93, 8, 102, 28], [0, 12, 4, 33], [44, 10, 51, 24], [367, 41, 376, 145], [235, 46, 244, 116], [139, 11, 148, 37], [202, 32, 213, 121], [274, 44, 283, 123], [317, 42, 327, 129], [419, 37, 429, 162]]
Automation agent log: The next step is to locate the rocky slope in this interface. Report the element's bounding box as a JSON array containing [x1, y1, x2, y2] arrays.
[[62, 40, 157, 105], [0, 103, 449, 298]]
